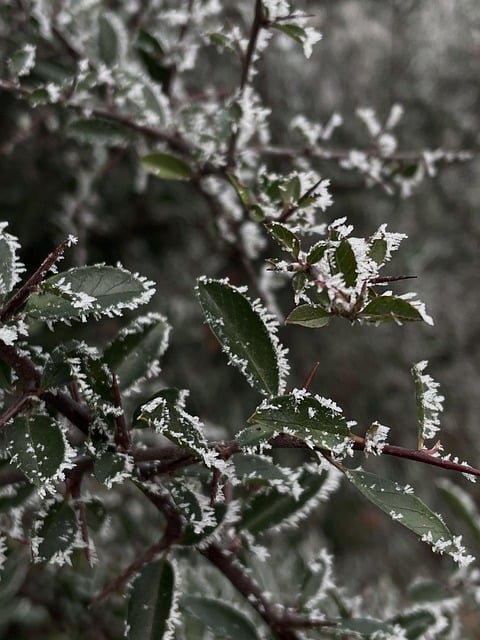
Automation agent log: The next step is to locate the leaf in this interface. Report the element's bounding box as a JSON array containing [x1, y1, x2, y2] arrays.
[[247, 392, 351, 452], [4, 416, 68, 487], [127, 559, 175, 640], [25, 265, 154, 322], [271, 23, 306, 45], [240, 466, 330, 533], [347, 469, 452, 548], [67, 118, 132, 145], [8, 45, 36, 78], [306, 242, 327, 265], [140, 153, 193, 181], [334, 239, 357, 287], [94, 451, 133, 488], [369, 237, 388, 265], [267, 222, 301, 258], [286, 304, 331, 328], [40, 349, 74, 391], [388, 610, 437, 640], [360, 296, 423, 323], [33, 501, 78, 563], [0, 223, 24, 295], [98, 13, 125, 66], [232, 453, 290, 485], [138, 391, 210, 462], [227, 172, 252, 206], [181, 596, 261, 640], [103, 312, 170, 392], [196, 278, 287, 397], [334, 618, 396, 637], [235, 423, 278, 449]]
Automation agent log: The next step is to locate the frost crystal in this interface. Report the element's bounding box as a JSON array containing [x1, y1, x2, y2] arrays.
[[412, 360, 444, 442]]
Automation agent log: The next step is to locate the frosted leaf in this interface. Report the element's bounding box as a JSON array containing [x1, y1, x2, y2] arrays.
[[0, 222, 26, 294], [412, 360, 444, 443], [8, 44, 36, 77]]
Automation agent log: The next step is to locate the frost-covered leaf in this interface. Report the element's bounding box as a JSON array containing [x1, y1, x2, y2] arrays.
[[347, 469, 473, 566], [103, 312, 170, 392], [40, 349, 74, 391], [388, 610, 437, 639], [25, 265, 155, 322], [267, 223, 301, 258], [0, 222, 25, 295], [411, 360, 444, 444], [306, 242, 327, 265], [369, 237, 388, 265], [232, 453, 290, 485], [4, 415, 73, 490], [172, 485, 227, 546], [227, 172, 253, 206], [247, 391, 351, 454], [196, 278, 289, 397], [333, 618, 396, 637], [271, 23, 306, 45], [360, 296, 424, 324], [437, 478, 480, 543], [240, 465, 334, 533], [94, 451, 134, 488], [138, 391, 214, 466], [98, 13, 127, 66], [32, 501, 78, 564], [334, 239, 357, 288], [127, 559, 176, 640], [8, 44, 36, 77], [67, 118, 132, 145], [181, 596, 261, 640], [140, 153, 193, 181], [286, 304, 331, 328]]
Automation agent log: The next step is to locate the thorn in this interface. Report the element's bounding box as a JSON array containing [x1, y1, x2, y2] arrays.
[[303, 361, 320, 391]]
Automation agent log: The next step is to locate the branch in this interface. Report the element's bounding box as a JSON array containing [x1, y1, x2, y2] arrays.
[[202, 542, 335, 640], [226, 0, 266, 168]]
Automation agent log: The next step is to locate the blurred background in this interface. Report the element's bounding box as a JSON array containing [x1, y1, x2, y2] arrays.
[[1, 0, 480, 631]]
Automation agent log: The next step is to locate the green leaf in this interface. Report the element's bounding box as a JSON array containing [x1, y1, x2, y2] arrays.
[[334, 239, 357, 287], [127, 559, 175, 640], [4, 416, 68, 487], [286, 304, 331, 328], [267, 222, 301, 258], [291, 272, 307, 294], [140, 153, 193, 181], [271, 23, 306, 45], [232, 453, 290, 485], [8, 45, 36, 78], [306, 241, 327, 265], [360, 296, 423, 323], [94, 451, 133, 488], [0, 223, 24, 295], [67, 118, 132, 145], [236, 423, 278, 448], [240, 466, 329, 533], [281, 175, 301, 204], [25, 265, 154, 322], [181, 596, 261, 640], [369, 237, 388, 265], [247, 392, 350, 452], [33, 501, 78, 563], [388, 610, 437, 640], [334, 618, 396, 637], [138, 391, 210, 462], [347, 469, 452, 548], [103, 312, 170, 392], [196, 278, 287, 397], [227, 172, 252, 206], [98, 13, 125, 66], [40, 349, 74, 391], [437, 479, 480, 543]]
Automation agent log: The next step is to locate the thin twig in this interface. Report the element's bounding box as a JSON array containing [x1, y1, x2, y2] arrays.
[[0, 237, 73, 323], [0, 393, 32, 430], [111, 372, 131, 452]]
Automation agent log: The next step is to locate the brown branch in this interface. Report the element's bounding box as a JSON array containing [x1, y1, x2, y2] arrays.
[[0, 393, 32, 430], [111, 372, 131, 452], [226, 0, 266, 169], [202, 542, 335, 640], [0, 237, 73, 323], [91, 486, 183, 605]]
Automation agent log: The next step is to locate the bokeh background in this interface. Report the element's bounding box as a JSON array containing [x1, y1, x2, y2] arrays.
[[1, 0, 480, 635]]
